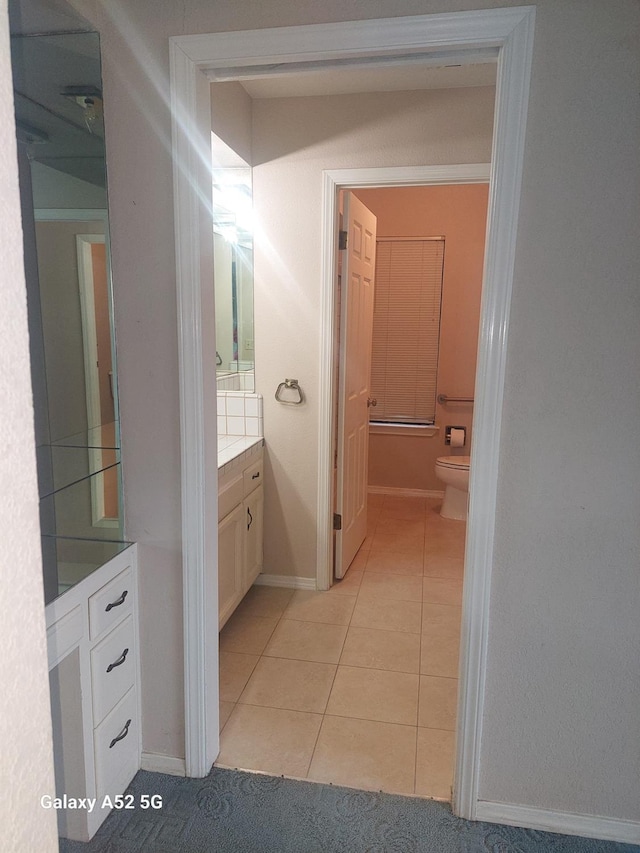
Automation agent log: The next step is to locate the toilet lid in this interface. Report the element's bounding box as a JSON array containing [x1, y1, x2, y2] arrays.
[[437, 455, 470, 470]]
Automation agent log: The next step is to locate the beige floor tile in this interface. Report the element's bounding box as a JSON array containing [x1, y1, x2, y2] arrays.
[[214, 494, 465, 800], [359, 572, 423, 603], [415, 727, 455, 799], [422, 603, 462, 634], [422, 577, 463, 606], [234, 585, 295, 619], [326, 666, 419, 726], [219, 651, 260, 702], [375, 516, 425, 537], [365, 550, 424, 576], [360, 534, 374, 551], [421, 634, 461, 678], [219, 612, 279, 655], [423, 555, 465, 579], [371, 531, 425, 553], [367, 517, 380, 536], [308, 715, 417, 795], [264, 619, 348, 663], [425, 512, 464, 530], [340, 626, 420, 673], [418, 676, 458, 730], [239, 657, 336, 713], [424, 536, 465, 560], [421, 604, 462, 678], [217, 704, 322, 778], [425, 527, 466, 548], [424, 500, 444, 524], [351, 597, 422, 634], [348, 549, 369, 572], [219, 700, 235, 732], [329, 569, 363, 596], [284, 590, 356, 625], [380, 495, 427, 519]]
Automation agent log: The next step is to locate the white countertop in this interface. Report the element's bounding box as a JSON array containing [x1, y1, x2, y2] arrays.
[[218, 434, 263, 468]]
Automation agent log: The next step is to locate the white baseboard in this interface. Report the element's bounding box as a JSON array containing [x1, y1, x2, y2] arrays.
[[368, 485, 444, 498], [476, 800, 640, 846], [141, 752, 187, 777], [254, 573, 316, 590]]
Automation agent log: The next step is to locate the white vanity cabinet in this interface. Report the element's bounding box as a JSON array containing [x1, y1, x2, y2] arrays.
[[218, 502, 244, 626], [218, 443, 264, 629], [46, 546, 141, 841]]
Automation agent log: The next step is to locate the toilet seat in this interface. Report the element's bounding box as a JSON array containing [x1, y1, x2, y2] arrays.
[[436, 455, 470, 470]]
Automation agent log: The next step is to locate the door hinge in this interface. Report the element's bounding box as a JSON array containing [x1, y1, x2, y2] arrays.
[[339, 230, 348, 250], [333, 513, 342, 531]]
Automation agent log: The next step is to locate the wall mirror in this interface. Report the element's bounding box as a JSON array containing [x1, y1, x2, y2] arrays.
[[212, 160, 255, 392], [11, 31, 129, 605]]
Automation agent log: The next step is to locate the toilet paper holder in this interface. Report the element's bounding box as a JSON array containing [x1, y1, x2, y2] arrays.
[[445, 425, 466, 446]]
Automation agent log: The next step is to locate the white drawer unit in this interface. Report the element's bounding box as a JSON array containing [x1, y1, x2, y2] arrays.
[[243, 456, 263, 493], [218, 442, 264, 629], [218, 503, 244, 627], [88, 566, 134, 641], [218, 472, 244, 522], [94, 685, 140, 803], [91, 615, 136, 725], [46, 546, 141, 842]]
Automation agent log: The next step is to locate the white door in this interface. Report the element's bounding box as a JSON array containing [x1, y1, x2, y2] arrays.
[[335, 192, 377, 579]]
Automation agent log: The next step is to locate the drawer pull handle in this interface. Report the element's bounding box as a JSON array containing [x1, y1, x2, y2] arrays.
[[251, 472, 260, 479], [109, 719, 132, 749], [105, 590, 128, 612], [106, 648, 129, 673], [247, 506, 253, 530]]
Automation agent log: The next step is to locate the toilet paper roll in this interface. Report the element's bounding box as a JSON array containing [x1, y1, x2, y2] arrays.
[[449, 428, 466, 448]]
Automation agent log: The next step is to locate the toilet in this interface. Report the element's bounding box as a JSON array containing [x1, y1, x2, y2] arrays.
[[435, 455, 471, 520]]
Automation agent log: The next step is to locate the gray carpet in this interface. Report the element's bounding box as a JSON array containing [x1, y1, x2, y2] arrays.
[[59, 768, 639, 852]]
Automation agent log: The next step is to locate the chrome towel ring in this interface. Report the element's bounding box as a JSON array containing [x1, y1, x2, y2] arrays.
[[275, 378, 304, 405]]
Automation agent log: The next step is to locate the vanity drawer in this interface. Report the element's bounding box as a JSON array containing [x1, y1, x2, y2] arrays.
[[89, 567, 133, 641], [94, 685, 139, 803], [91, 616, 136, 726], [243, 457, 263, 495], [218, 473, 243, 521]]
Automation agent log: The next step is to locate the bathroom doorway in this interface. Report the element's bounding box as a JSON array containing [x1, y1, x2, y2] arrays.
[[324, 175, 491, 799], [328, 168, 491, 590], [170, 8, 535, 811]]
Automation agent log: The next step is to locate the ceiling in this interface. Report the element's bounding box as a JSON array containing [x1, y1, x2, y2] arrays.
[[238, 60, 497, 100], [11, 32, 107, 187]]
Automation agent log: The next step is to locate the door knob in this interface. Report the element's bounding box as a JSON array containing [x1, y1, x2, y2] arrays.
[[367, 397, 377, 407]]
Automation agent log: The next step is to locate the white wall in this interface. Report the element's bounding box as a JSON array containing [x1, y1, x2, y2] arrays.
[[0, 1, 58, 848], [10, 0, 639, 832], [30, 160, 107, 209], [251, 87, 495, 577], [210, 81, 252, 165], [479, 3, 640, 822]]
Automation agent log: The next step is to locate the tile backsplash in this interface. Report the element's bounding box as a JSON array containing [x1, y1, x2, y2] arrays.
[[217, 391, 263, 437], [216, 371, 255, 391]]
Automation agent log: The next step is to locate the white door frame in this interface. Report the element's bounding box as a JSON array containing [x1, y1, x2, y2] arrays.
[[169, 7, 535, 815]]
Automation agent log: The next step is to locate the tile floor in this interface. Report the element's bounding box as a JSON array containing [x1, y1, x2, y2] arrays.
[[217, 493, 465, 800]]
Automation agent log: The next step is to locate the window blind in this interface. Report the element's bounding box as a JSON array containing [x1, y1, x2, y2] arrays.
[[370, 238, 444, 424]]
